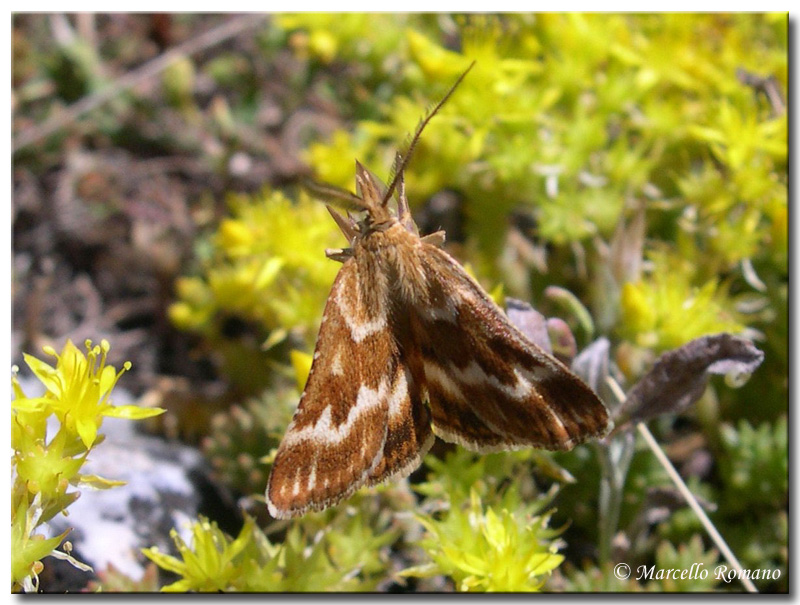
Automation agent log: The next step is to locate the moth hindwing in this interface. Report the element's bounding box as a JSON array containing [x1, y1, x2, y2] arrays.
[[266, 66, 610, 519]]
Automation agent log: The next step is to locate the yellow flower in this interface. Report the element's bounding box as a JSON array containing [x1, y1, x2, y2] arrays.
[[22, 339, 163, 449]]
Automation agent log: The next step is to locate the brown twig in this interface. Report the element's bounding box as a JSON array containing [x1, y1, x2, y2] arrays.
[[736, 67, 786, 117], [13, 14, 268, 153]]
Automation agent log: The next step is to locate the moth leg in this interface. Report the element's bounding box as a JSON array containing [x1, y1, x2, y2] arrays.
[[420, 231, 446, 248], [325, 248, 353, 262]]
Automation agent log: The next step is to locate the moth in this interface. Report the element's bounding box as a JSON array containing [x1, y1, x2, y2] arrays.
[[266, 65, 611, 519]]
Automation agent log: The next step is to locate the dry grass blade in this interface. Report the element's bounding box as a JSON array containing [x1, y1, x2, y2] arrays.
[[605, 376, 759, 593]]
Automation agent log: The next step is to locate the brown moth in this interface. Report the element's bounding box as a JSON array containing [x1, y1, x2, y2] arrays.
[[266, 65, 611, 519]]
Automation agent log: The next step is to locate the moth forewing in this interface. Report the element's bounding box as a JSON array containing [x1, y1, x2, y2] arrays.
[[266, 260, 392, 519], [413, 244, 611, 452]]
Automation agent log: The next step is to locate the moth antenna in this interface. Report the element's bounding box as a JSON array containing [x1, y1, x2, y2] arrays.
[[385, 137, 411, 197], [381, 61, 476, 207]]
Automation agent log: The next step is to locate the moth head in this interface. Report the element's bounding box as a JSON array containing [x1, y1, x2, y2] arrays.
[[308, 62, 476, 246], [355, 160, 395, 229]]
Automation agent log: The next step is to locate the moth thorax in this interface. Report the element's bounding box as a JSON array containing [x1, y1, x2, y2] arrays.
[[390, 249, 430, 304]]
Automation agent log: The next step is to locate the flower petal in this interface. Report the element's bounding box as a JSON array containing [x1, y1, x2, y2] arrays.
[[23, 354, 60, 397], [75, 416, 99, 449], [102, 405, 165, 420]]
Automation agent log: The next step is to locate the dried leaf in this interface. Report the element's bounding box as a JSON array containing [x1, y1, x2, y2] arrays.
[[505, 298, 552, 354], [572, 337, 616, 405], [616, 333, 764, 427], [506, 298, 579, 367]]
